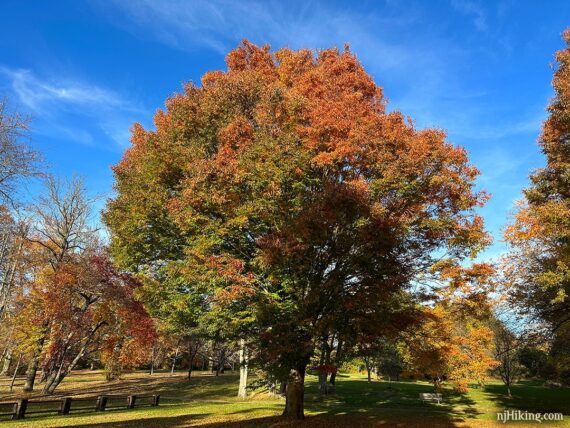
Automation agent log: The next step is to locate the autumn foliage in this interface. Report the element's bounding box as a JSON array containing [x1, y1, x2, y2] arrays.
[[13, 250, 155, 394], [105, 40, 490, 418], [505, 30, 570, 311], [503, 29, 570, 381]]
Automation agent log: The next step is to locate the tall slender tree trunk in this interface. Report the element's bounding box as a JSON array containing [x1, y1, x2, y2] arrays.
[[364, 357, 372, 383], [215, 348, 225, 377], [329, 339, 343, 385], [237, 339, 248, 398], [9, 354, 21, 391], [0, 347, 12, 376], [0, 241, 23, 319], [187, 348, 198, 379], [170, 346, 179, 376], [283, 365, 306, 420]]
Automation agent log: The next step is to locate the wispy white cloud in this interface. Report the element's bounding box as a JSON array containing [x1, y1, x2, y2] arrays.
[[91, 0, 546, 264], [99, 0, 469, 123], [0, 67, 145, 149], [1, 68, 124, 111], [99, 0, 425, 72]]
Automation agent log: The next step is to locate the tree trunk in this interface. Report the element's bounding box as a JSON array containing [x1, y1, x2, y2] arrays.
[[9, 354, 21, 391], [283, 365, 306, 420], [434, 377, 443, 391], [267, 375, 278, 396], [43, 364, 69, 395], [24, 320, 50, 392], [0, 347, 12, 376], [187, 351, 193, 379], [318, 345, 327, 395], [0, 241, 22, 319], [39, 366, 49, 384], [365, 357, 372, 383], [237, 339, 248, 398], [187, 350, 197, 379], [329, 339, 343, 386], [318, 372, 328, 395], [170, 346, 179, 376], [41, 323, 104, 395], [215, 348, 225, 377], [42, 370, 61, 395], [23, 358, 39, 392]]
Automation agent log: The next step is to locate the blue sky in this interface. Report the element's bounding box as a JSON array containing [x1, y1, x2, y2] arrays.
[[1, 0, 568, 261]]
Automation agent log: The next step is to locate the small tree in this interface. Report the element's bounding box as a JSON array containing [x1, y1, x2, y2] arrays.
[[492, 321, 524, 398], [404, 303, 498, 393]]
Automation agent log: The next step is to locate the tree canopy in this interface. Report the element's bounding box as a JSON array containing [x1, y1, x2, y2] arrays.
[[105, 40, 490, 419]]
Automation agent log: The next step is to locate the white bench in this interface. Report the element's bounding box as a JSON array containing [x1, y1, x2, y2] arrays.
[[419, 393, 442, 404]]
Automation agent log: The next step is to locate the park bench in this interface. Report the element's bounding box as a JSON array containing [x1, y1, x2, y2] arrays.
[[419, 393, 442, 404]]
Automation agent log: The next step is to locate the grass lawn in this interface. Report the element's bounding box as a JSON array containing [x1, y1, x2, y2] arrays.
[[0, 371, 569, 427]]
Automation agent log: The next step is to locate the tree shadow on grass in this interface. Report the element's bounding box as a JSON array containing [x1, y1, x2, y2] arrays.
[[78, 413, 468, 428], [481, 381, 570, 415], [51, 413, 212, 428], [57, 379, 479, 428], [305, 378, 480, 421], [3, 376, 484, 427]]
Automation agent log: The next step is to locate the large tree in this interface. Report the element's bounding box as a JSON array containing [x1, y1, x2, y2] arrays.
[[505, 31, 570, 346], [105, 41, 489, 419]]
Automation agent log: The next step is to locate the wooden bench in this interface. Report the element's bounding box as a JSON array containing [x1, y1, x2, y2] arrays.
[[419, 393, 442, 404]]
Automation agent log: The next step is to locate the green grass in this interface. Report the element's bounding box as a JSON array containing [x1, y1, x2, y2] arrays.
[[0, 371, 569, 427]]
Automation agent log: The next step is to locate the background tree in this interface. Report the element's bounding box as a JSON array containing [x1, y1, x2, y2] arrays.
[[14, 251, 155, 394], [505, 29, 570, 381], [105, 41, 490, 419], [19, 176, 97, 392], [402, 262, 498, 392], [0, 98, 41, 378], [491, 320, 524, 398], [375, 340, 404, 383], [517, 345, 548, 378], [0, 99, 41, 205], [403, 303, 497, 392]]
